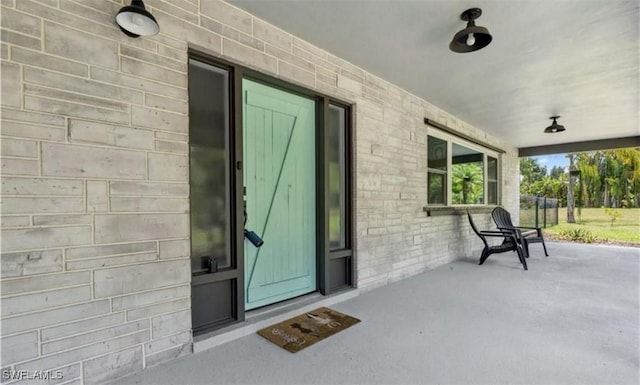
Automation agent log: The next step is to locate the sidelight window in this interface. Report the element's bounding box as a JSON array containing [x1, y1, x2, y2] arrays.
[[188, 59, 232, 273], [328, 104, 348, 250]]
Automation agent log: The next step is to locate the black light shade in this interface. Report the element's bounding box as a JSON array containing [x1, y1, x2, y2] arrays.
[[116, 0, 159, 38], [544, 116, 566, 133], [449, 8, 492, 53]]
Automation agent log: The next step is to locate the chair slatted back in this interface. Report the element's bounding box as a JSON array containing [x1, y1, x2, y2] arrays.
[[492, 207, 514, 229]]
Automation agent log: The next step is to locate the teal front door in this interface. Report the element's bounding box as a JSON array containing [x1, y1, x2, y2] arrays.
[[243, 79, 317, 310]]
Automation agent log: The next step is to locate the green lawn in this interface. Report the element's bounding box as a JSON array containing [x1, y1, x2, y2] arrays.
[[542, 207, 640, 245]]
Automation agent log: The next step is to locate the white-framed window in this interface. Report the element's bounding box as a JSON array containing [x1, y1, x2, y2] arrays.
[[427, 130, 500, 206]]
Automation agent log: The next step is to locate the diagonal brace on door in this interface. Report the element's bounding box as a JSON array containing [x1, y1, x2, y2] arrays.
[[246, 114, 299, 290]]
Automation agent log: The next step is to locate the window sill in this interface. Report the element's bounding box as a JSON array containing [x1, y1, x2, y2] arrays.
[[422, 205, 500, 217]]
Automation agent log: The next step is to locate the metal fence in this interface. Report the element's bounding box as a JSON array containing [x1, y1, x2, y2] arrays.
[[519, 195, 559, 228]]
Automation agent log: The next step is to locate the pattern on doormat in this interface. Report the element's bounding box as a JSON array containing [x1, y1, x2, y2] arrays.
[[257, 307, 360, 353]]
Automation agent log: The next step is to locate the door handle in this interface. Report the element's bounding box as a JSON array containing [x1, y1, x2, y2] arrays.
[[243, 203, 263, 247], [244, 229, 264, 248]]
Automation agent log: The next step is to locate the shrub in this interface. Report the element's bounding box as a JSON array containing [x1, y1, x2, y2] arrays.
[[604, 208, 621, 228], [559, 228, 598, 243]]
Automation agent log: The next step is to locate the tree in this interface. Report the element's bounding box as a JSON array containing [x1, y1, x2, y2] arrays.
[[519, 148, 640, 209], [614, 148, 640, 207], [567, 153, 576, 223], [529, 175, 567, 204], [575, 152, 600, 208], [452, 163, 484, 204], [520, 157, 547, 195], [549, 165, 565, 178]]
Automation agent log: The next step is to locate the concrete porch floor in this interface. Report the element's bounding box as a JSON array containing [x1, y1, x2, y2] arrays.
[[119, 242, 639, 385]]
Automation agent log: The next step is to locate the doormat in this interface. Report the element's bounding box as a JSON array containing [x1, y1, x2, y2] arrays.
[[257, 307, 360, 353]]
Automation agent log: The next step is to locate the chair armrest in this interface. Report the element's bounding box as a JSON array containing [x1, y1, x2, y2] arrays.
[[478, 230, 518, 238], [513, 226, 543, 237], [496, 226, 525, 240], [514, 226, 542, 230], [478, 230, 507, 235]]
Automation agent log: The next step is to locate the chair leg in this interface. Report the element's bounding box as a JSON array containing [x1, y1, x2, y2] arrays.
[[541, 238, 549, 256], [479, 248, 490, 265], [523, 239, 530, 258], [516, 246, 528, 270]]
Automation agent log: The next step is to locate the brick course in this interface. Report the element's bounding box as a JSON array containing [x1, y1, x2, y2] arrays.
[[0, 1, 519, 383]]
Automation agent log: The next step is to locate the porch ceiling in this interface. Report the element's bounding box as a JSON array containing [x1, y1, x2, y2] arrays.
[[229, 0, 639, 151]]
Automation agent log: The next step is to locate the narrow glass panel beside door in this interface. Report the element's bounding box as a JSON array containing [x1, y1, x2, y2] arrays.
[[189, 60, 231, 274], [328, 105, 347, 250]]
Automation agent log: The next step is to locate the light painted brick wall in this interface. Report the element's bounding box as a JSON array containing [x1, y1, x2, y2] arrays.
[[0, 1, 519, 383]]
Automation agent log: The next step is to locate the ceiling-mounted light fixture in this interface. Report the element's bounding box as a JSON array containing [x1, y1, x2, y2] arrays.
[[116, 0, 159, 38], [544, 116, 566, 133], [449, 8, 492, 53]]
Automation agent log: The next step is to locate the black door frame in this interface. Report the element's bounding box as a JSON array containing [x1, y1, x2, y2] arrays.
[[189, 51, 354, 335], [189, 52, 245, 334]]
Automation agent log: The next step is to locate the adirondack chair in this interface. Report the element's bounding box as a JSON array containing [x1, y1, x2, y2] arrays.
[[467, 210, 528, 270], [491, 207, 549, 258]]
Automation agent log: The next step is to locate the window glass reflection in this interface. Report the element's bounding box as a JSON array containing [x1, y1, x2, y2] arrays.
[[427, 136, 448, 205], [487, 156, 498, 204], [428, 136, 447, 171], [428, 173, 446, 204], [452, 143, 484, 204], [189, 60, 231, 273], [328, 105, 347, 250]]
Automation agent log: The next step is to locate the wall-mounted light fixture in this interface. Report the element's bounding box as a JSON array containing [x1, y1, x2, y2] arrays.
[[449, 8, 492, 53], [544, 116, 566, 133], [116, 0, 159, 38]]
